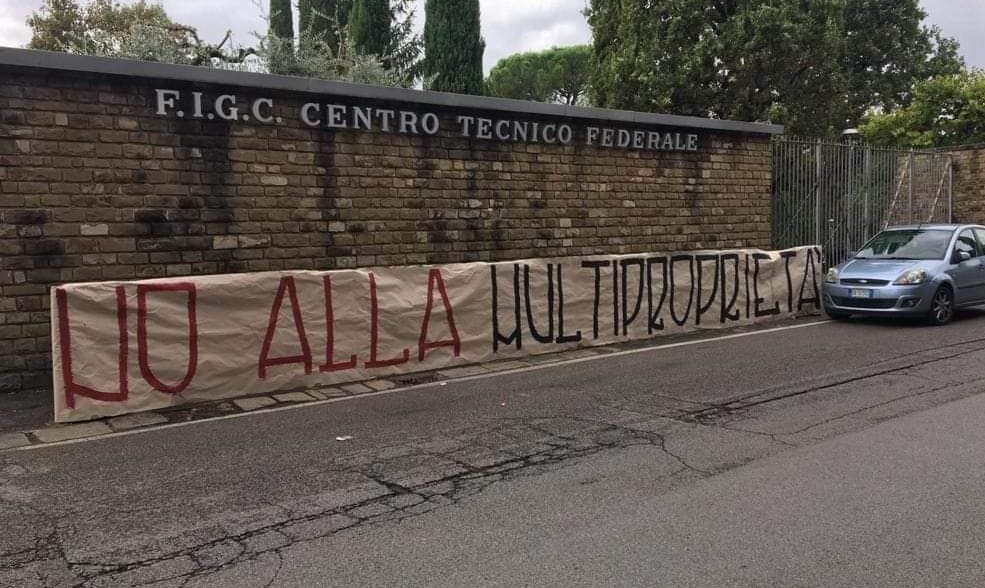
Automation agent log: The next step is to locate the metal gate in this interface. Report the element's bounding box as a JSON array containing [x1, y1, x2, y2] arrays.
[[771, 138, 953, 267]]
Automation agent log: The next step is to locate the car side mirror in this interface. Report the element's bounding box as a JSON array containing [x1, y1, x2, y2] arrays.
[[956, 250, 972, 263]]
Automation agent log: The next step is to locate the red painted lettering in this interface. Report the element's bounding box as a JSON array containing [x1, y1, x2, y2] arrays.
[[57, 287, 129, 409], [319, 275, 357, 372], [258, 277, 313, 379], [418, 269, 461, 361], [365, 272, 409, 368], [137, 283, 198, 395]]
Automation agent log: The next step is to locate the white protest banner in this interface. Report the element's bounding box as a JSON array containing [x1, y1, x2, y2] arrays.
[[52, 247, 822, 422]]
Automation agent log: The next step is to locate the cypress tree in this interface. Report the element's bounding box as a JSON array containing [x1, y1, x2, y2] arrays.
[[298, 0, 351, 50], [269, 0, 294, 40], [350, 0, 391, 56], [423, 0, 484, 94]]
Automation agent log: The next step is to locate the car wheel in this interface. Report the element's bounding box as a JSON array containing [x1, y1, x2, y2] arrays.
[[926, 286, 955, 326]]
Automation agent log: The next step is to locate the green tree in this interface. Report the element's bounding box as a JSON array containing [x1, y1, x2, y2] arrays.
[[294, 0, 420, 84], [486, 45, 592, 105], [487, 51, 552, 102], [26, 0, 84, 52], [298, 0, 351, 51], [714, 1, 848, 135], [261, 27, 403, 86], [261, 0, 420, 87], [381, 0, 423, 83], [587, 0, 965, 136], [269, 0, 293, 40], [844, 0, 964, 116], [26, 0, 233, 64], [423, 0, 484, 94], [860, 71, 985, 148], [350, 0, 390, 56]]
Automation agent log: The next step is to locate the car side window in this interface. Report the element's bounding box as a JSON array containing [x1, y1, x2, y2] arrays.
[[974, 229, 985, 256], [955, 229, 979, 259]]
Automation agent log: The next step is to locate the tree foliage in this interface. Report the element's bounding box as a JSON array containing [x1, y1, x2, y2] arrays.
[[587, 0, 965, 136], [486, 45, 592, 105], [859, 71, 985, 148], [350, 0, 390, 56], [380, 0, 423, 84], [27, 0, 421, 88], [295, 0, 421, 85], [268, 0, 293, 40], [843, 0, 963, 116], [26, 0, 242, 65], [29, 0, 172, 55], [260, 28, 403, 86], [423, 0, 484, 94], [298, 0, 350, 51]]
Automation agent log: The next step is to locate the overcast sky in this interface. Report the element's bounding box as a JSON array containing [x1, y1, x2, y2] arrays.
[[1, 0, 982, 74]]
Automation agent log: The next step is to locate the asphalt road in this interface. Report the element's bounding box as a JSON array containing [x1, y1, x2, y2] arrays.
[[4, 312, 985, 587]]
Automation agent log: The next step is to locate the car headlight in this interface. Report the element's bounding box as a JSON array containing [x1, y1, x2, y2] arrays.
[[894, 269, 929, 285], [825, 268, 839, 283]]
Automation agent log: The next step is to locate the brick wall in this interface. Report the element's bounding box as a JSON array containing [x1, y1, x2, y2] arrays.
[[0, 60, 774, 401], [947, 145, 985, 224]]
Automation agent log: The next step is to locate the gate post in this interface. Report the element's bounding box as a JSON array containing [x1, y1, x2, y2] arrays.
[[908, 150, 914, 223], [815, 140, 822, 247], [863, 148, 871, 238], [948, 157, 953, 223]]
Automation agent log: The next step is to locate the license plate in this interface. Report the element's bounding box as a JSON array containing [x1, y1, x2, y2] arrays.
[[851, 288, 873, 299]]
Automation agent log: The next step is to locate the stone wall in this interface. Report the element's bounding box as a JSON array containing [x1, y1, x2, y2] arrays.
[[0, 49, 778, 402], [946, 144, 985, 224]]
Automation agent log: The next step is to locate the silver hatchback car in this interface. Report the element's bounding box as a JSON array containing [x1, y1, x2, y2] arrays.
[[822, 224, 985, 325]]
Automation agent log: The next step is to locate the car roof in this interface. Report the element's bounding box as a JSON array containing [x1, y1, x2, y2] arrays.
[[883, 224, 977, 231]]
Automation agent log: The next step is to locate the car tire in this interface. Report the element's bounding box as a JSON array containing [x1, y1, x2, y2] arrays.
[[926, 285, 955, 326]]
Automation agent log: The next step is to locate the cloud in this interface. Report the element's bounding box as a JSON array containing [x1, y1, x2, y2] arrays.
[[0, 1, 35, 48], [922, 0, 985, 69], [476, 0, 591, 71], [164, 0, 268, 49]]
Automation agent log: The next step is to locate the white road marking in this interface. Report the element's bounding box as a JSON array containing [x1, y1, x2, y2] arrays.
[[8, 319, 832, 452]]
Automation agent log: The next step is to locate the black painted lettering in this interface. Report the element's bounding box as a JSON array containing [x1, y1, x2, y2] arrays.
[[490, 265, 522, 351], [719, 254, 741, 323], [612, 260, 619, 336], [524, 264, 555, 344], [695, 254, 720, 325], [669, 255, 695, 326], [753, 253, 781, 317], [780, 250, 798, 312], [745, 254, 751, 319], [646, 257, 668, 332], [555, 264, 582, 344], [621, 258, 645, 335], [797, 248, 822, 311], [582, 260, 609, 339]]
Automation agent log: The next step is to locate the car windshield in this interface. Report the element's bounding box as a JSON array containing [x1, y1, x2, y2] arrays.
[[854, 229, 954, 260]]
